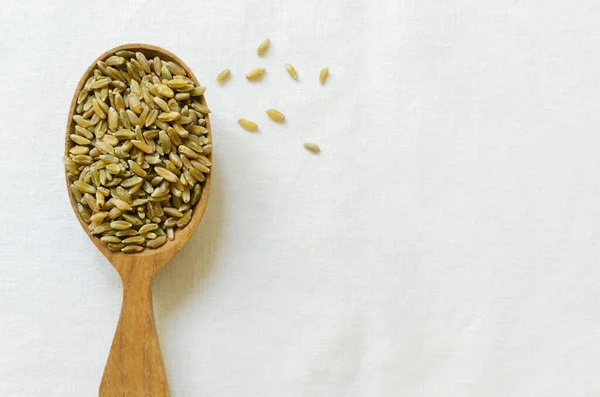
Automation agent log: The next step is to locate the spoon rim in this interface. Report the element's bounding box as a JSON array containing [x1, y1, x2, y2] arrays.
[[64, 43, 212, 262]]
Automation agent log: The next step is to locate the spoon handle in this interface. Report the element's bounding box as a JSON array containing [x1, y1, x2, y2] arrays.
[[99, 264, 169, 397]]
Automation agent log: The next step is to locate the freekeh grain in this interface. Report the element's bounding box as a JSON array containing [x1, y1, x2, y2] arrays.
[[303, 142, 321, 153], [216, 69, 230, 83], [238, 118, 259, 131], [246, 68, 266, 81], [257, 38, 270, 56], [266, 109, 285, 122], [319, 67, 329, 84], [284, 63, 298, 80], [66, 49, 211, 252]]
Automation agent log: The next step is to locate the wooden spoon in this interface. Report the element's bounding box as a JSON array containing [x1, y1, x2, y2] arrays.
[[64, 44, 212, 397]]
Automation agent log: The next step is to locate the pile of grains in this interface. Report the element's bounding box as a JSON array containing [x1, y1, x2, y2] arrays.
[[64, 50, 212, 253]]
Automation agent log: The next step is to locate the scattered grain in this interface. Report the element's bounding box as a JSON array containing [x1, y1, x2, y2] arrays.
[[266, 109, 285, 122], [238, 118, 259, 131], [246, 68, 266, 81], [285, 63, 298, 80], [304, 142, 321, 153], [216, 69, 230, 83], [257, 38, 270, 56], [319, 67, 329, 84]]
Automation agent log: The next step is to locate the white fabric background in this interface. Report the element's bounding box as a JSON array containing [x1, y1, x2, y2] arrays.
[[1, 0, 600, 395]]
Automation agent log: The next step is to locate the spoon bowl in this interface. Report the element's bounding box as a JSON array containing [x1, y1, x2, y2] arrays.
[[65, 44, 211, 396]]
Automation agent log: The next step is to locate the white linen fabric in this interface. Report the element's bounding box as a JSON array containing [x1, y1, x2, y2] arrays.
[[2, 0, 600, 395]]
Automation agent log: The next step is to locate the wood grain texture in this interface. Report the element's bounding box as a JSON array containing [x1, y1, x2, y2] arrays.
[[65, 43, 212, 397], [99, 259, 167, 397]]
